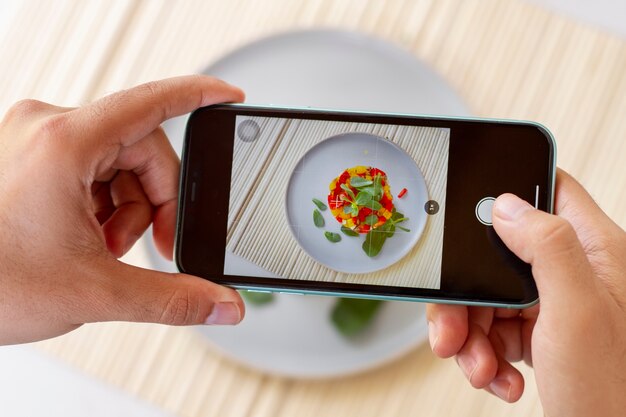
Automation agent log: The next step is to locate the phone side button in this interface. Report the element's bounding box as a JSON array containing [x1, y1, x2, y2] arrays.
[[279, 292, 304, 296], [247, 289, 272, 294]]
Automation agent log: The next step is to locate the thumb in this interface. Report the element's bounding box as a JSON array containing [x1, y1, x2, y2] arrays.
[[84, 261, 245, 326], [492, 193, 597, 307]]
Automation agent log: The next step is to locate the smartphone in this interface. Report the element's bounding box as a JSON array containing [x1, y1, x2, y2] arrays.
[[175, 104, 556, 308]]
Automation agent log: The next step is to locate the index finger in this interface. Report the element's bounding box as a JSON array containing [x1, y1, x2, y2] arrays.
[[70, 75, 244, 151]]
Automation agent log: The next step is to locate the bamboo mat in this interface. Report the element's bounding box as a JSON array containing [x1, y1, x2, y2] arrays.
[[227, 117, 449, 289], [1, 1, 625, 417]]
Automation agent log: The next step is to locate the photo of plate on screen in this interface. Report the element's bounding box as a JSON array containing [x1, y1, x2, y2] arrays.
[[285, 133, 428, 274]]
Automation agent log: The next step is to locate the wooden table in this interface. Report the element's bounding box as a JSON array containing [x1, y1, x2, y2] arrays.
[[2, 1, 624, 416]]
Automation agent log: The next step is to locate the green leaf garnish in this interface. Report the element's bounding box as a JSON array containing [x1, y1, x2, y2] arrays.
[[240, 290, 274, 305], [324, 231, 341, 243], [313, 209, 325, 227], [312, 198, 327, 211], [364, 200, 382, 211], [341, 226, 359, 237], [349, 177, 373, 187], [396, 225, 411, 232], [362, 229, 387, 257], [355, 191, 373, 206], [340, 183, 356, 200], [364, 214, 379, 226], [331, 298, 384, 337]]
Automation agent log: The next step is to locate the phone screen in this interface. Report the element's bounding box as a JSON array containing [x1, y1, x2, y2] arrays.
[[226, 115, 450, 290], [178, 105, 555, 306]]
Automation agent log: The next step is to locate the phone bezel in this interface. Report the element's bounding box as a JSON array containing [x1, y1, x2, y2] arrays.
[[175, 104, 556, 308]]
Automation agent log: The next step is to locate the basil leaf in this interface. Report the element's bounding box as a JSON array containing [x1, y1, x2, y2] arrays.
[[391, 211, 403, 221], [351, 205, 359, 217], [364, 214, 379, 226], [355, 191, 373, 206], [341, 226, 359, 237], [324, 231, 342, 243], [312, 198, 327, 211], [362, 229, 387, 257], [240, 290, 274, 305], [385, 223, 396, 237], [372, 174, 383, 199], [350, 177, 373, 187], [313, 209, 325, 227], [364, 200, 382, 211], [340, 184, 355, 200], [331, 298, 384, 337], [396, 225, 411, 232]]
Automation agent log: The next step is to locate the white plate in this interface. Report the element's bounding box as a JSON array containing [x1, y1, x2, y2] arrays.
[[146, 29, 469, 378], [286, 132, 428, 273]]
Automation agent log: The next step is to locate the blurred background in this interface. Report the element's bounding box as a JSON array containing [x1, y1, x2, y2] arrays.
[[1, 1, 625, 416]]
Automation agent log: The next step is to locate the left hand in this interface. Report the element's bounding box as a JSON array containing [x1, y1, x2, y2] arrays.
[[0, 75, 246, 345]]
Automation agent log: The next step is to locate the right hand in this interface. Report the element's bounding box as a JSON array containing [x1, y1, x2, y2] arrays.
[[426, 169, 626, 416]]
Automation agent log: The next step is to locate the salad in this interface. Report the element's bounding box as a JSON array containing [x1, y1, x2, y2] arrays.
[[327, 166, 394, 233], [311, 165, 410, 258]]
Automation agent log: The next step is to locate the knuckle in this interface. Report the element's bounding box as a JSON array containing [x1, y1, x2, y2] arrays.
[[532, 216, 577, 249], [5, 99, 47, 121], [159, 289, 199, 325], [31, 114, 72, 150]]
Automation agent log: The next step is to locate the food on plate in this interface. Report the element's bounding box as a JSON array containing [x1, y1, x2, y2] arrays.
[[327, 166, 394, 233], [313, 209, 325, 228], [397, 188, 407, 198]]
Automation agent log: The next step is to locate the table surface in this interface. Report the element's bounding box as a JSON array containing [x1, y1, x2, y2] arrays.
[[1, 1, 625, 416]]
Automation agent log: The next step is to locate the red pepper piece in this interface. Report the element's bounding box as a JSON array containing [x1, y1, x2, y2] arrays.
[[398, 188, 408, 198]]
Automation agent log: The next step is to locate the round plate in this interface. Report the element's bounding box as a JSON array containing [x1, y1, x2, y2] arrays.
[[286, 132, 428, 274], [146, 29, 469, 378]]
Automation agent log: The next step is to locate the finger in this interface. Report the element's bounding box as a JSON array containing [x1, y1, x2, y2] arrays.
[[70, 75, 244, 154], [92, 181, 115, 225], [110, 127, 179, 259], [488, 317, 524, 363], [484, 355, 525, 403], [455, 320, 498, 389], [426, 304, 468, 358], [492, 193, 598, 310], [494, 308, 520, 319], [101, 171, 152, 258], [77, 260, 245, 326], [554, 169, 620, 237]]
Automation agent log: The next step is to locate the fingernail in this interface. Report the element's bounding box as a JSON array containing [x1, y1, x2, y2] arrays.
[[494, 194, 533, 221], [204, 302, 241, 325], [490, 377, 511, 402], [457, 355, 477, 384], [428, 321, 439, 352]]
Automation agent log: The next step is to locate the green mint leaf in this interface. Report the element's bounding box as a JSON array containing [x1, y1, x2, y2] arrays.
[[331, 298, 384, 337], [240, 290, 274, 305], [355, 191, 373, 206], [350, 177, 373, 187], [364, 214, 379, 226], [312, 198, 327, 211], [362, 229, 387, 257], [324, 231, 342, 243], [341, 226, 359, 237], [340, 184, 356, 200], [365, 200, 382, 211], [313, 209, 325, 227]]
